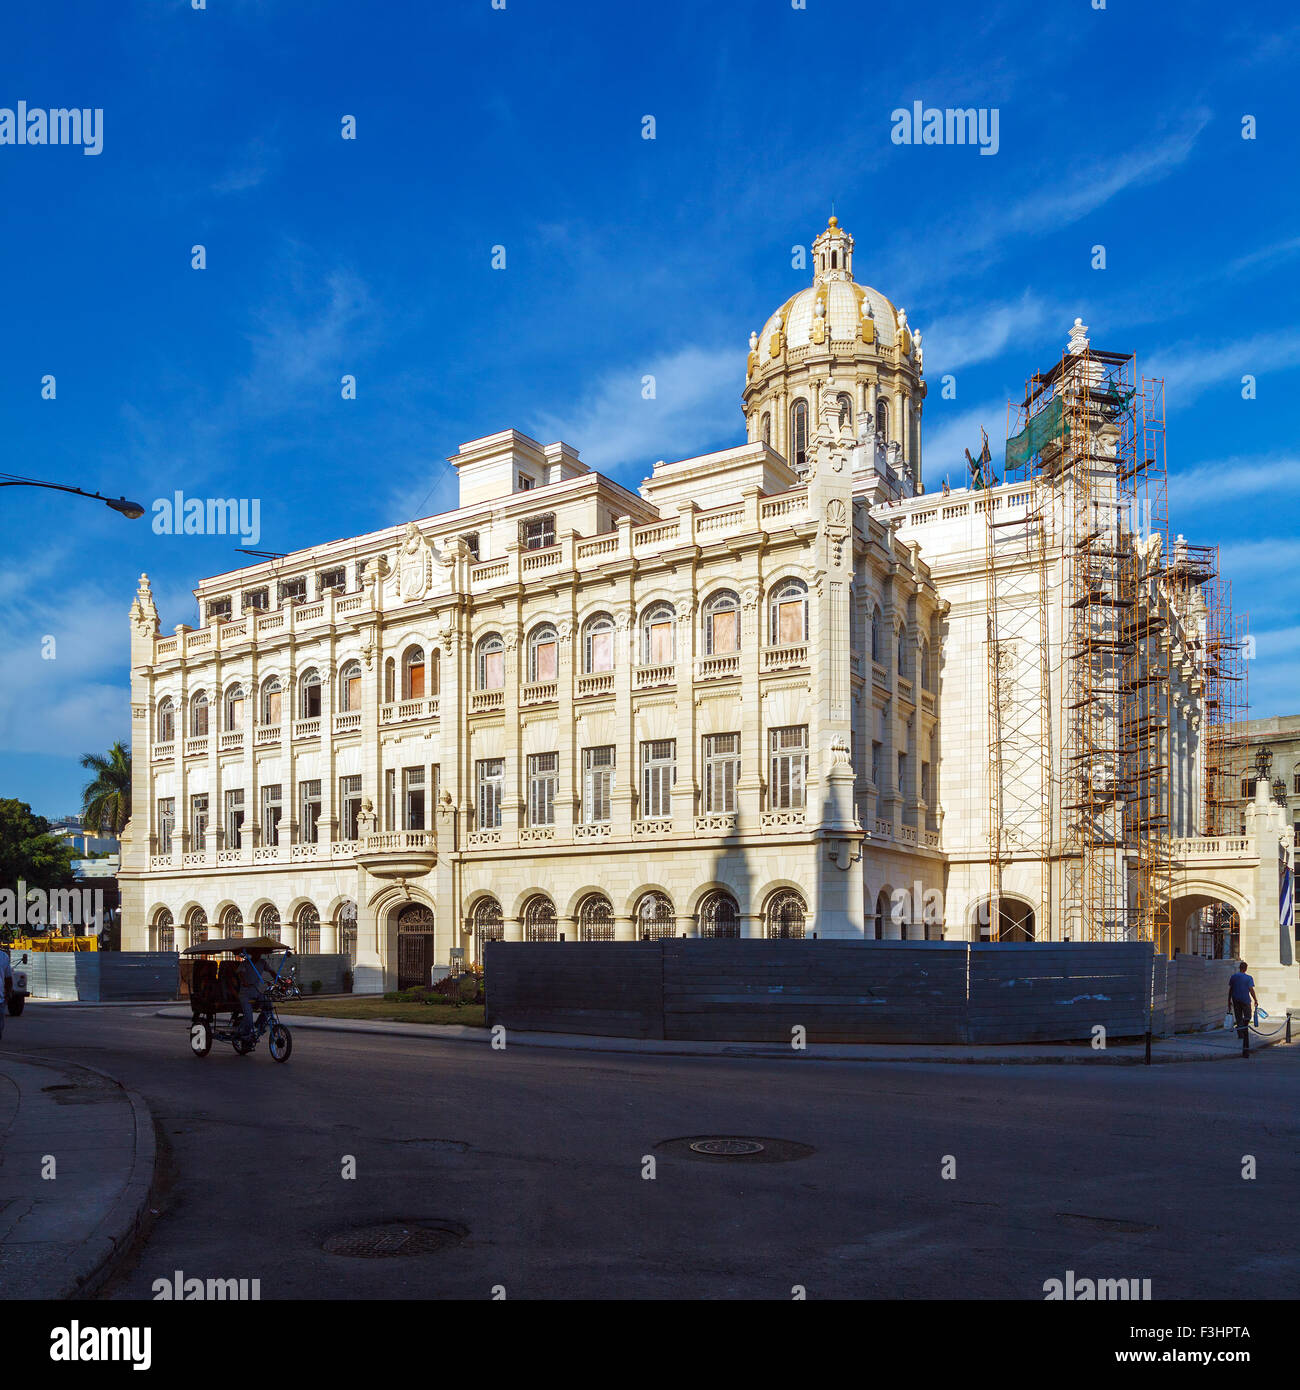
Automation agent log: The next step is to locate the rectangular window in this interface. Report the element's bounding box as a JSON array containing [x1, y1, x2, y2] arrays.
[[157, 797, 175, 855], [483, 649, 504, 690], [518, 473, 534, 491], [522, 514, 555, 550], [588, 627, 614, 673], [242, 587, 268, 613], [227, 693, 245, 730], [261, 784, 282, 846], [776, 598, 805, 644], [299, 780, 321, 844], [583, 746, 615, 823], [265, 686, 282, 725], [345, 671, 362, 709], [528, 752, 558, 826], [710, 609, 738, 654], [319, 567, 346, 594], [647, 615, 673, 665], [403, 767, 426, 831], [278, 576, 308, 603], [1241, 778, 1255, 798], [407, 660, 425, 699], [385, 769, 396, 832], [641, 740, 676, 819], [191, 794, 208, 847], [205, 596, 232, 622], [476, 759, 504, 829], [225, 789, 245, 849], [340, 775, 362, 841], [921, 761, 932, 804], [703, 733, 740, 813], [769, 726, 808, 811], [871, 740, 882, 787], [462, 532, 480, 561], [534, 637, 558, 681], [898, 752, 908, 798]]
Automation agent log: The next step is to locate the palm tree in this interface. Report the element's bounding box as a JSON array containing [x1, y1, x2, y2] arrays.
[[80, 742, 132, 837]]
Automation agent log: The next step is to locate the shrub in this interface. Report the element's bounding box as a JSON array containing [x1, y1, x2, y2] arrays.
[[310, 979, 323, 994]]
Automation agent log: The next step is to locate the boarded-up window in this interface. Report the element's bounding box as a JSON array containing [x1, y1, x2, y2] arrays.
[[535, 640, 557, 680], [711, 609, 738, 654], [777, 600, 804, 643], [484, 650, 503, 689], [266, 688, 282, 723], [648, 619, 673, 664], [588, 625, 614, 673], [346, 674, 362, 708], [408, 663, 424, 698]]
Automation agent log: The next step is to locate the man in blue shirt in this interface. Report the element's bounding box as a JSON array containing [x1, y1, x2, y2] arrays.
[[1227, 962, 1258, 1033]]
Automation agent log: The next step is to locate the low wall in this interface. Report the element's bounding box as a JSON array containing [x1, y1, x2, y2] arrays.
[[485, 940, 1182, 1044], [1168, 955, 1236, 1033]]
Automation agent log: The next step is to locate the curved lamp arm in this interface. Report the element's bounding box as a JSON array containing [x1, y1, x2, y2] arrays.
[[0, 476, 145, 518]]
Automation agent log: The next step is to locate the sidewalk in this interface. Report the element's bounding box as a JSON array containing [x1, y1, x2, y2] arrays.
[[152, 1005, 1290, 1063], [0, 1053, 156, 1299]]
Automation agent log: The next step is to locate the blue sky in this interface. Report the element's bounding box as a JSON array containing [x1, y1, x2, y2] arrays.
[[1, 0, 1297, 818]]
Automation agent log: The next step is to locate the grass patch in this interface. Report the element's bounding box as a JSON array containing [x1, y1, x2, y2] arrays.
[[276, 997, 486, 1028]]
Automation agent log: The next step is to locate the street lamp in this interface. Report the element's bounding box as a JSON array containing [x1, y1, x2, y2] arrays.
[[1254, 744, 1274, 780], [1272, 777, 1287, 808], [0, 473, 144, 520]]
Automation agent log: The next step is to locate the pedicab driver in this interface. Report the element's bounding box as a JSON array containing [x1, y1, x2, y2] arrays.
[[236, 946, 277, 1038]]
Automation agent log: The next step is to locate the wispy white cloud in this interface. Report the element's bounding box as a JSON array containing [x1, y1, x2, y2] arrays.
[[920, 292, 1055, 377], [212, 134, 278, 195], [527, 344, 740, 475], [1169, 453, 1300, 510], [921, 397, 1010, 485], [1148, 329, 1300, 403]]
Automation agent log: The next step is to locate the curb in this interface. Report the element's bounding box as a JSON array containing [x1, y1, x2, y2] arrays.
[[5, 1053, 157, 1299], [151, 1007, 1288, 1064]]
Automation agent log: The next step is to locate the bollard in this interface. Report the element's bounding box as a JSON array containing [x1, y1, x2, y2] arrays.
[[1144, 1029, 1152, 1066], [1288, 1011, 1293, 1045]]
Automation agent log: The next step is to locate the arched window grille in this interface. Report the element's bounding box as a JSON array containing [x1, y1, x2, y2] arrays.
[[769, 578, 808, 645], [583, 614, 615, 674], [577, 893, 615, 942], [703, 590, 740, 655], [477, 634, 504, 690], [529, 624, 559, 682], [698, 890, 740, 939], [297, 904, 320, 954], [339, 900, 357, 964], [154, 908, 174, 952], [472, 896, 504, 962], [220, 904, 243, 938], [640, 603, 674, 666], [256, 903, 280, 937], [791, 399, 809, 471], [636, 891, 675, 941], [186, 906, 207, 944], [765, 889, 807, 939], [522, 895, 557, 942]]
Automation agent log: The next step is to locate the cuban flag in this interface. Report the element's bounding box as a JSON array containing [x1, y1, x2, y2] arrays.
[[1282, 845, 1295, 961]]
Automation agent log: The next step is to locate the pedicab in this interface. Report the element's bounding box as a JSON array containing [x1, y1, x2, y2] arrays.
[[181, 936, 296, 1061]]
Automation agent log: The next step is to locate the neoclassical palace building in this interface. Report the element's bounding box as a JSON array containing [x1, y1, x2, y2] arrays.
[[121, 216, 1297, 1008]]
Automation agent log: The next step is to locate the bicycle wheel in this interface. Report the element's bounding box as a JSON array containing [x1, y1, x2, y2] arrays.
[[268, 1023, 292, 1063]]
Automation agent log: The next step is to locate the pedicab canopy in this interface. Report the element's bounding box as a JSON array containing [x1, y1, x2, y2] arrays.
[[181, 936, 288, 955]]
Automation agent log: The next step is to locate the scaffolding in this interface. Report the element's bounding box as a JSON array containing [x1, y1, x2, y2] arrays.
[[1002, 339, 1176, 952], [1202, 561, 1249, 836], [984, 481, 1053, 942]]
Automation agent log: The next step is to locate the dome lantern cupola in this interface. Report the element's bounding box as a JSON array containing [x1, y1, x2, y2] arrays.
[[813, 215, 854, 284]]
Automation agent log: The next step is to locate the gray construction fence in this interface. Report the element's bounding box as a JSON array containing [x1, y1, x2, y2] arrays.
[[18, 951, 351, 1002], [484, 939, 1238, 1045]]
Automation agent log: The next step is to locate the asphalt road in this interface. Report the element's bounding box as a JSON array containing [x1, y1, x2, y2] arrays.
[[9, 1005, 1299, 1301]]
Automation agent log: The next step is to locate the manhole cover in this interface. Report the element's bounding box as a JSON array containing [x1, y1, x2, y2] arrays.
[[657, 1136, 815, 1164], [322, 1220, 466, 1258]]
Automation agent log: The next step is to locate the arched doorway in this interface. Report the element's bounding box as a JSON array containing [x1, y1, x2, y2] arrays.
[[635, 891, 675, 941], [186, 907, 207, 945], [977, 896, 1035, 943], [1166, 891, 1244, 959], [396, 902, 436, 990], [765, 889, 807, 939], [338, 900, 357, 964], [698, 890, 740, 938], [522, 895, 557, 942], [577, 893, 615, 942], [471, 896, 503, 963], [297, 904, 320, 954], [154, 908, 175, 952]]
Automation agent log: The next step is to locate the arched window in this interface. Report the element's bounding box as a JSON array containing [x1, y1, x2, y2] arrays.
[[186, 906, 207, 945], [769, 578, 808, 645], [522, 894, 557, 942], [920, 640, 931, 691], [640, 603, 675, 666], [260, 676, 282, 725], [765, 889, 807, 939], [476, 634, 504, 690], [297, 903, 320, 954], [577, 893, 615, 942], [383, 657, 395, 704], [583, 614, 615, 674], [154, 908, 174, 952], [256, 903, 280, 937], [897, 626, 907, 676], [873, 889, 890, 940], [635, 891, 675, 941], [338, 660, 362, 711], [298, 668, 322, 719], [220, 904, 243, 938], [156, 698, 175, 743], [876, 397, 890, 441], [703, 590, 740, 655], [337, 900, 357, 964], [836, 392, 853, 428], [698, 890, 740, 939], [190, 691, 209, 738], [224, 684, 245, 731], [1293, 762, 1300, 796], [791, 399, 809, 471], [528, 624, 559, 683], [402, 645, 425, 700], [761, 411, 772, 445], [472, 896, 503, 962], [870, 605, 884, 663]]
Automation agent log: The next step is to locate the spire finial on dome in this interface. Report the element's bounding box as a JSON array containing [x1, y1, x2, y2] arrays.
[[1068, 316, 1090, 353]]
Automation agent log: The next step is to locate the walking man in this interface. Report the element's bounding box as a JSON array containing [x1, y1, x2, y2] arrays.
[[1227, 961, 1258, 1039]]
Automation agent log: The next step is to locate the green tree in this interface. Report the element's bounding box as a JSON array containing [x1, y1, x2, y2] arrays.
[[0, 800, 77, 929], [80, 742, 132, 837]]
